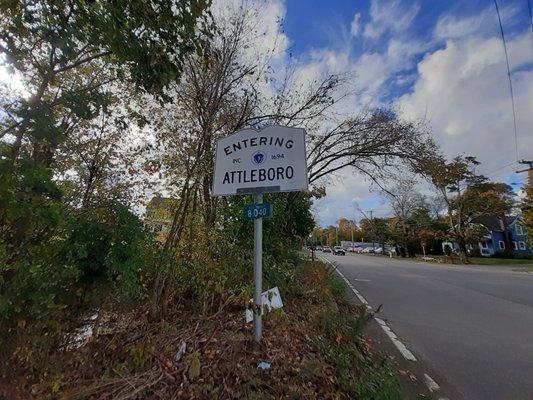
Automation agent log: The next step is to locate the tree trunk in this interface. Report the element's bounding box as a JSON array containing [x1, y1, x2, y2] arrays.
[[149, 182, 191, 320], [202, 174, 217, 227], [458, 241, 468, 264], [149, 174, 202, 320]]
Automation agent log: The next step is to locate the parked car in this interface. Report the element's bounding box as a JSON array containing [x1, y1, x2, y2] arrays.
[[371, 246, 396, 256], [316, 246, 323, 251], [333, 246, 346, 255], [386, 247, 396, 255], [353, 246, 363, 253], [362, 247, 375, 253], [323, 246, 332, 253]]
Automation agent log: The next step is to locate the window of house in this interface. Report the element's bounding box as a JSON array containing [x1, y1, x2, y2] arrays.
[[512, 241, 518, 250], [498, 241, 505, 250], [516, 225, 524, 236], [480, 241, 488, 249], [519, 241, 526, 250]]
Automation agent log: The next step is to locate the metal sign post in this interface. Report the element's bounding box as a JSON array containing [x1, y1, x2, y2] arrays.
[[253, 193, 263, 343]]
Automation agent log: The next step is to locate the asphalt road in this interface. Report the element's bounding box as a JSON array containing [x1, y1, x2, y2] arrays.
[[321, 253, 533, 400]]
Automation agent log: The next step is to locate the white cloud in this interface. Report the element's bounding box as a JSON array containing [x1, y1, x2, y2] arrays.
[[363, 0, 420, 39], [210, 0, 289, 69], [312, 173, 391, 226], [357, 38, 427, 91], [350, 13, 362, 37], [396, 32, 533, 177], [434, 3, 520, 41], [295, 35, 428, 115]]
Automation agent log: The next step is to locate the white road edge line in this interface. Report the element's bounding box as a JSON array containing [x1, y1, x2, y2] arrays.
[[425, 375, 449, 400], [319, 256, 417, 362], [317, 256, 448, 397], [424, 373, 440, 392]]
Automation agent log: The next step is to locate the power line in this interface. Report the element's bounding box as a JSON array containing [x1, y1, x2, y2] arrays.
[[494, 0, 520, 161], [483, 161, 518, 179]]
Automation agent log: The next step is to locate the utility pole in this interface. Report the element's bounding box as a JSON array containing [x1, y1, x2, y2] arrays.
[[517, 160, 533, 216], [335, 227, 339, 246], [370, 210, 375, 253], [517, 160, 533, 187]]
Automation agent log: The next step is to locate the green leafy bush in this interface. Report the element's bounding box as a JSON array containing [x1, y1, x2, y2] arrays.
[[161, 222, 251, 312], [0, 161, 154, 367], [66, 202, 155, 300]]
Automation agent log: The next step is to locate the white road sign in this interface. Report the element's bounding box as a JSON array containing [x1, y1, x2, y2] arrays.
[[212, 125, 308, 196]]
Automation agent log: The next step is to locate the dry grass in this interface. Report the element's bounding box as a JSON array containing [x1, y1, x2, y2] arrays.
[[4, 261, 399, 400]]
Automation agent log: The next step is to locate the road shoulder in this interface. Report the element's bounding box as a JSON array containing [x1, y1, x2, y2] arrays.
[[320, 255, 458, 400]]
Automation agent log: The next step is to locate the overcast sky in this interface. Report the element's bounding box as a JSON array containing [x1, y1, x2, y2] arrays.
[[259, 0, 533, 226]]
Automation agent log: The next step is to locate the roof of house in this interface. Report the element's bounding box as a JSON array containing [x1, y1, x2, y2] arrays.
[[475, 216, 520, 232]]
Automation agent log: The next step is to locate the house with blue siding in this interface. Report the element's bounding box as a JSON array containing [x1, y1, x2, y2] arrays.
[[477, 216, 531, 256]]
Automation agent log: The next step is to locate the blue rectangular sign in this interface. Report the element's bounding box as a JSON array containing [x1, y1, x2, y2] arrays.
[[243, 202, 272, 220]]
